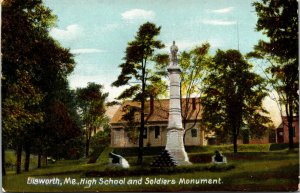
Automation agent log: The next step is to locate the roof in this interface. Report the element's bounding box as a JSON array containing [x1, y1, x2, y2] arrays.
[[110, 98, 202, 125], [105, 105, 120, 119]]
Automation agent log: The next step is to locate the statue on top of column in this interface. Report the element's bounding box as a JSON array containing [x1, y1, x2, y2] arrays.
[[170, 41, 178, 64]]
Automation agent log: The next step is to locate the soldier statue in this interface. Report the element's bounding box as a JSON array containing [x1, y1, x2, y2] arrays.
[[170, 41, 178, 64]]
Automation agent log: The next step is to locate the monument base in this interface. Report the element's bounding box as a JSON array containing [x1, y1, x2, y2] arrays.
[[165, 149, 192, 165], [165, 128, 192, 165]]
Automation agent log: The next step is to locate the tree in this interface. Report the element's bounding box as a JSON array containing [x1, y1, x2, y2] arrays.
[[88, 117, 110, 163], [2, 0, 55, 174], [34, 39, 79, 164], [2, 0, 80, 173], [76, 83, 108, 157], [201, 49, 272, 153], [112, 22, 164, 164], [179, 43, 212, 144], [251, 0, 298, 149]]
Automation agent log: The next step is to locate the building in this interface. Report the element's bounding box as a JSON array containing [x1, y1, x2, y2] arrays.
[[237, 116, 299, 145], [110, 98, 208, 147], [110, 98, 299, 147], [277, 116, 299, 144]]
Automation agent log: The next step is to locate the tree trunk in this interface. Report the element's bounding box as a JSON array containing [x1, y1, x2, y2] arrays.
[[233, 134, 238, 153], [287, 99, 294, 150], [137, 121, 144, 165], [286, 98, 294, 150], [38, 152, 42, 168], [182, 105, 186, 145], [86, 137, 90, 157], [16, 143, 22, 174], [45, 155, 48, 165], [137, 96, 145, 165], [85, 127, 92, 157], [233, 125, 238, 153], [24, 144, 31, 171], [137, 64, 146, 165], [288, 120, 294, 150], [2, 146, 6, 176]]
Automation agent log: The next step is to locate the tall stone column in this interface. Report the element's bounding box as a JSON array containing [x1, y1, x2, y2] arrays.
[[165, 41, 191, 165]]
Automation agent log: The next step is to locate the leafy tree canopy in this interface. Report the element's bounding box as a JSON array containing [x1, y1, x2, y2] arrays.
[[250, 0, 298, 149], [201, 49, 272, 152]]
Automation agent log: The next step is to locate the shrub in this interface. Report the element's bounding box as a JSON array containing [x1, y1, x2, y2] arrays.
[[269, 143, 299, 151], [189, 153, 213, 163], [112, 147, 164, 157], [186, 144, 271, 153], [237, 144, 270, 152], [84, 163, 235, 177], [87, 147, 106, 164]]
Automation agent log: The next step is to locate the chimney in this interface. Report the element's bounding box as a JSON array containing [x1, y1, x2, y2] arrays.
[[150, 95, 154, 114], [192, 98, 196, 110]]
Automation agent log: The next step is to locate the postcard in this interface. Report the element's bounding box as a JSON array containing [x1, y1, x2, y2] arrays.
[[1, 0, 299, 192]]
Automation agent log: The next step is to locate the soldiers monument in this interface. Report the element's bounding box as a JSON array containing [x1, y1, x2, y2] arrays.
[[165, 41, 191, 165]]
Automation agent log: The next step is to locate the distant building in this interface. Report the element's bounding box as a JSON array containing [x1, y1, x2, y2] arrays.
[[110, 98, 208, 147], [276, 116, 299, 144], [236, 116, 299, 145]]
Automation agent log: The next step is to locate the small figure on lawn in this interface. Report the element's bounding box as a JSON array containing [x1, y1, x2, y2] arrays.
[[108, 152, 130, 168], [212, 150, 227, 164]]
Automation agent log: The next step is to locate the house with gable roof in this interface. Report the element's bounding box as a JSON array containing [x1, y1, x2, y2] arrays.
[[110, 98, 209, 147]]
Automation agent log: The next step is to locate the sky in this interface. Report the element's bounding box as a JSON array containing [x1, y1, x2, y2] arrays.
[[43, 0, 281, 125], [44, 0, 265, 98]]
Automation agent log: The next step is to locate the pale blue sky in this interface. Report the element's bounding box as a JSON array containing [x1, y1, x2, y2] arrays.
[[44, 0, 266, 101]]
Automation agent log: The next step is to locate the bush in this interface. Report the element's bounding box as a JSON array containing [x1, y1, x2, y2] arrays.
[[87, 147, 106, 164], [269, 143, 299, 151], [189, 153, 212, 163], [84, 163, 235, 177], [238, 144, 270, 152], [97, 146, 113, 164], [112, 147, 164, 157], [186, 144, 271, 153], [110, 144, 275, 159]]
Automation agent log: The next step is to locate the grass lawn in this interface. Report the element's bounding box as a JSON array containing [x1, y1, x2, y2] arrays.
[[2, 146, 299, 192]]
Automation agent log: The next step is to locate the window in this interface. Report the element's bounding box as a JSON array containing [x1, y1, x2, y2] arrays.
[[293, 127, 296, 137], [143, 127, 147, 139], [114, 128, 122, 145], [243, 133, 249, 144], [155, 126, 160, 138], [269, 130, 276, 143], [191, 128, 197, 137], [279, 131, 283, 136]]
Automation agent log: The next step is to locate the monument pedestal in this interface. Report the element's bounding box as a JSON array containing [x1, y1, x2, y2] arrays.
[[165, 128, 191, 165]]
